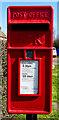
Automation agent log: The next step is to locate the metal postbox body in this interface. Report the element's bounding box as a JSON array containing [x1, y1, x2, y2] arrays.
[[7, 6, 53, 114]]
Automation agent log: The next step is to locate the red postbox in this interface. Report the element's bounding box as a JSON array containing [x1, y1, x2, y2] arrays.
[[7, 6, 53, 114]]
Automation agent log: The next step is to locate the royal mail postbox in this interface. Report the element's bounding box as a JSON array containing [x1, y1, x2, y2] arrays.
[[7, 6, 53, 114]]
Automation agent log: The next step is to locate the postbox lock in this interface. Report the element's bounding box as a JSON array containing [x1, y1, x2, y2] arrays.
[[26, 50, 33, 58]]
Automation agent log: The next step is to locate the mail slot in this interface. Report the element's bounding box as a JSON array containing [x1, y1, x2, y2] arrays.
[[7, 6, 53, 114]]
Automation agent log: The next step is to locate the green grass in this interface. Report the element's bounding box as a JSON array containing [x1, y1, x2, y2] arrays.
[[52, 65, 59, 102], [15, 114, 26, 119]]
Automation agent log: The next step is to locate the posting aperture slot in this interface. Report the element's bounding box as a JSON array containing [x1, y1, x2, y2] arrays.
[[10, 23, 49, 31]]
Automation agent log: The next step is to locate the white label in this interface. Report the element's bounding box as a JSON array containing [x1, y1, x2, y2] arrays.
[[20, 60, 39, 94]]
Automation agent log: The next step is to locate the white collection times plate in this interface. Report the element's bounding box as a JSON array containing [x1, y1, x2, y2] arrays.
[[20, 60, 39, 94]]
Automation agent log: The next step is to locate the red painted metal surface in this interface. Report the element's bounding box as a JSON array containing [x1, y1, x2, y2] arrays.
[[7, 6, 53, 114]]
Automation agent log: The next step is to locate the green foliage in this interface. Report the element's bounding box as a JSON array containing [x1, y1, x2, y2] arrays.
[[52, 65, 58, 102], [16, 114, 26, 119], [2, 79, 5, 86], [2, 96, 5, 102]]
